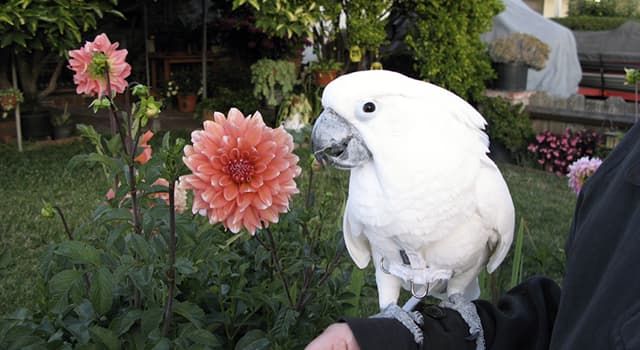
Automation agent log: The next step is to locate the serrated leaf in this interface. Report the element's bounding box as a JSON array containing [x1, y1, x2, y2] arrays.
[[55, 241, 101, 266], [234, 330, 270, 350], [89, 326, 120, 350], [90, 268, 114, 315]]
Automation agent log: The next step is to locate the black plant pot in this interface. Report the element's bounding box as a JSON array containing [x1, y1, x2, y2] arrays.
[[488, 141, 513, 164], [53, 124, 74, 139], [22, 109, 52, 140], [492, 62, 528, 92]]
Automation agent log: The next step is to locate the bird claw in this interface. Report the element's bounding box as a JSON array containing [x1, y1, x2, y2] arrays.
[[440, 293, 485, 350], [371, 304, 424, 344]]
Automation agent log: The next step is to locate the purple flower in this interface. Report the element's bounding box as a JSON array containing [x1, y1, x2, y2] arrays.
[[567, 156, 603, 195]]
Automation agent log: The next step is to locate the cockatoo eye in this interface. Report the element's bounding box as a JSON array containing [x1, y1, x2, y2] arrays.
[[362, 102, 376, 113]]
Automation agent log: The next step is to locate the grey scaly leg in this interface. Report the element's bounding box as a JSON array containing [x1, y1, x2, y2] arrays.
[[371, 303, 425, 344], [440, 293, 485, 350]]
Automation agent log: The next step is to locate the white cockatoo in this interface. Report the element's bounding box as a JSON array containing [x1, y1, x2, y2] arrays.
[[311, 70, 514, 348]]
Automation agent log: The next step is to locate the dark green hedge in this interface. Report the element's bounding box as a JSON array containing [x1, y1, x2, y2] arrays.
[[551, 16, 633, 31]]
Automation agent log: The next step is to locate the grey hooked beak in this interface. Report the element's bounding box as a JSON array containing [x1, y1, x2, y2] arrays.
[[311, 109, 372, 170]]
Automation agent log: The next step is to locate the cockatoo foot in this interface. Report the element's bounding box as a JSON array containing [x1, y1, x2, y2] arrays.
[[371, 304, 424, 344], [440, 293, 485, 350]]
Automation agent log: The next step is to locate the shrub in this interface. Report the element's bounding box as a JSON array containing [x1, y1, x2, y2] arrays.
[[528, 129, 602, 175], [194, 86, 259, 120], [401, 0, 504, 101], [551, 16, 631, 31], [478, 96, 535, 162]]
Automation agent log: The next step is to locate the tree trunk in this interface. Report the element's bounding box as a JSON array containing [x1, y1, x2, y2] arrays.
[[0, 51, 11, 89]]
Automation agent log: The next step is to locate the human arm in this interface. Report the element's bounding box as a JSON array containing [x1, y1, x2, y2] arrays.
[[307, 276, 561, 350]]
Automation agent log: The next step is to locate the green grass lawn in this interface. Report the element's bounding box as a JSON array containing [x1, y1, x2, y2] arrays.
[[0, 140, 576, 316]]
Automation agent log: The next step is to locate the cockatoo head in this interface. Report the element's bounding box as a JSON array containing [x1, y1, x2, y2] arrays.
[[311, 70, 489, 172]]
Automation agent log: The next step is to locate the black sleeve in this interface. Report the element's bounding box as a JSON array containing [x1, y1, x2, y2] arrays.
[[343, 276, 561, 350]]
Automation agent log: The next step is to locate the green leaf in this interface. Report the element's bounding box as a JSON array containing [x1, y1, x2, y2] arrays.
[[54, 241, 101, 266], [174, 257, 195, 275], [90, 268, 114, 315], [172, 301, 205, 329], [150, 338, 170, 350], [140, 307, 163, 338], [110, 309, 142, 336], [126, 234, 151, 261], [89, 326, 120, 350], [234, 329, 270, 350], [49, 269, 83, 301], [185, 328, 221, 347]]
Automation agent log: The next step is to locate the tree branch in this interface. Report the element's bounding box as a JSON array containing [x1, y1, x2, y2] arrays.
[[38, 59, 64, 100]]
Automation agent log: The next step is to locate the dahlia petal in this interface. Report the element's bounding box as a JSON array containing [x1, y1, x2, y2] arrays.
[[243, 207, 261, 234], [237, 193, 253, 210], [223, 183, 238, 201], [260, 205, 280, 223], [250, 175, 264, 189], [252, 193, 269, 210], [219, 175, 233, 187], [258, 186, 273, 207], [262, 167, 280, 181]]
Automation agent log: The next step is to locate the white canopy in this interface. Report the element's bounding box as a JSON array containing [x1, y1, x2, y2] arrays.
[[482, 0, 582, 97]]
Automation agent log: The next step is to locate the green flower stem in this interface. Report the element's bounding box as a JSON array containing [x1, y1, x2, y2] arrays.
[[162, 179, 177, 336], [299, 247, 344, 312], [305, 166, 314, 210], [127, 116, 143, 236], [255, 228, 294, 308], [53, 205, 73, 241], [53, 205, 91, 294]]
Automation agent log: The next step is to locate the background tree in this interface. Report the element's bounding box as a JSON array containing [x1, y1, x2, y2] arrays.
[[0, 0, 122, 103], [400, 0, 504, 101]]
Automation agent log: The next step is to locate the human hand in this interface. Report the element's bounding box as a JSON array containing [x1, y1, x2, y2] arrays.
[[305, 323, 361, 350]]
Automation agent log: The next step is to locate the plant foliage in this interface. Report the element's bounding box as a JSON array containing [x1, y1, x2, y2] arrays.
[[478, 96, 535, 162], [400, 0, 504, 101]]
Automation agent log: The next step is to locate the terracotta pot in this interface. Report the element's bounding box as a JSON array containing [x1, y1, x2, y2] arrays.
[[0, 95, 17, 110], [178, 94, 198, 113], [314, 70, 338, 87]]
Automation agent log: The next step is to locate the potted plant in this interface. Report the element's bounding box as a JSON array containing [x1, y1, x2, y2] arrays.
[[277, 93, 313, 131], [250, 59, 297, 106], [0, 88, 24, 119], [309, 59, 344, 87], [0, 87, 22, 143], [50, 103, 74, 139], [172, 69, 201, 113], [488, 32, 550, 91]]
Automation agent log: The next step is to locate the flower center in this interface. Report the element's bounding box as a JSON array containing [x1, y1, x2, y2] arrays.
[[89, 52, 109, 79], [227, 158, 255, 184]]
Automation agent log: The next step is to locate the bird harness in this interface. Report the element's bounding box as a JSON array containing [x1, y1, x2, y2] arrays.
[[380, 249, 452, 298]]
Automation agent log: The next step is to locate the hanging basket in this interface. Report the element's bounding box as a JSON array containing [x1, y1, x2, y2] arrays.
[[492, 62, 528, 92]]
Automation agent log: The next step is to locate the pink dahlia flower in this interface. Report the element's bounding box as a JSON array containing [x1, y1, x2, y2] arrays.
[[182, 108, 301, 235], [68, 33, 131, 97], [567, 156, 602, 195], [135, 130, 154, 164]]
